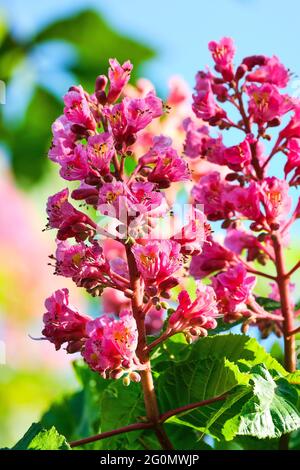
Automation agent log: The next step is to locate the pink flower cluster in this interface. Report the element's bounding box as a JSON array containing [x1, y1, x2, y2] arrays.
[[42, 58, 218, 381], [43, 289, 142, 380], [187, 37, 300, 335], [41, 39, 300, 381]]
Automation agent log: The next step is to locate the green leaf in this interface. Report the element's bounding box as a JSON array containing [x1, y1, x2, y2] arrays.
[[255, 297, 281, 311], [0, 10, 155, 186], [156, 335, 289, 440], [286, 371, 300, 386], [150, 333, 190, 370], [34, 10, 154, 90], [40, 361, 112, 443], [208, 318, 243, 335], [3, 87, 61, 186], [223, 365, 300, 440], [12, 423, 70, 450], [157, 335, 251, 440], [100, 380, 145, 450]]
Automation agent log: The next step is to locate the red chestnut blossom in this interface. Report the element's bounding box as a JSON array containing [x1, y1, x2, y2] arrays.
[[46, 189, 96, 241], [41, 43, 300, 395], [192, 171, 233, 220], [54, 240, 110, 294], [246, 56, 289, 88], [132, 240, 182, 289], [167, 283, 218, 340], [246, 83, 292, 125], [212, 264, 256, 320], [42, 288, 91, 352], [86, 132, 115, 176], [98, 181, 167, 224], [46, 188, 77, 229], [102, 287, 131, 315], [104, 92, 163, 142], [63, 85, 97, 131], [82, 310, 142, 379], [222, 135, 253, 171], [190, 237, 235, 279], [49, 115, 77, 162], [285, 138, 300, 177], [147, 147, 190, 186], [208, 37, 235, 81], [223, 182, 262, 222], [171, 208, 210, 256], [183, 118, 210, 158], [107, 58, 133, 103], [224, 228, 261, 262], [183, 118, 226, 164], [260, 177, 292, 226], [278, 104, 300, 141], [192, 72, 226, 121], [58, 144, 89, 181]]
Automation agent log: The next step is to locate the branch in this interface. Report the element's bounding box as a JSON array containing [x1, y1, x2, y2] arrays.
[[287, 325, 300, 338], [148, 332, 173, 352], [262, 146, 281, 170], [286, 260, 300, 279], [69, 393, 228, 448], [245, 266, 277, 281], [69, 422, 154, 448], [112, 152, 121, 180], [234, 85, 263, 179], [159, 393, 228, 423], [238, 257, 277, 281]]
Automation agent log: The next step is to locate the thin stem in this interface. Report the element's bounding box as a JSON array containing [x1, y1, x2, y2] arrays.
[[287, 325, 300, 338], [127, 163, 142, 185], [238, 256, 277, 280], [262, 146, 281, 170], [286, 260, 300, 279], [159, 393, 227, 423], [110, 271, 130, 286], [273, 234, 296, 373], [234, 84, 263, 179], [113, 152, 121, 180], [69, 393, 228, 448], [245, 266, 277, 281], [148, 332, 173, 352], [69, 422, 153, 448], [120, 154, 125, 178], [125, 244, 173, 450]]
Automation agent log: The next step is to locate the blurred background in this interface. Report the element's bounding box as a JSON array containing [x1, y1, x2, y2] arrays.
[[1, 0, 300, 447]]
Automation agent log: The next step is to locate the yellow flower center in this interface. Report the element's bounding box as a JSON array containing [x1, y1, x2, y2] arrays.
[[93, 143, 108, 158]]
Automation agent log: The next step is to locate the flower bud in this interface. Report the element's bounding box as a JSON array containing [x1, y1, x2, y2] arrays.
[[96, 90, 107, 105], [268, 117, 281, 127], [122, 376, 131, 387], [129, 371, 141, 383], [110, 369, 124, 380], [95, 75, 108, 92], [235, 64, 248, 81]]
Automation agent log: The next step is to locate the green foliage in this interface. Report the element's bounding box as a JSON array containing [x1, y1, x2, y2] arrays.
[[10, 423, 70, 450], [34, 10, 154, 90], [255, 296, 281, 311], [0, 9, 154, 185], [223, 366, 300, 440], [3, 88, 61, 186], [157, 335, 300, 442], [10, 335, 300, 450]]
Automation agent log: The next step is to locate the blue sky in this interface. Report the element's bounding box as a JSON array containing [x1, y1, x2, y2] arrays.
[[2, 0, 300, 94]]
